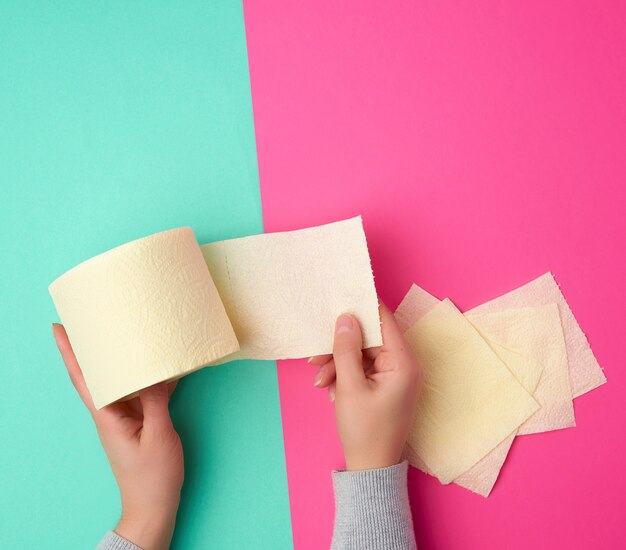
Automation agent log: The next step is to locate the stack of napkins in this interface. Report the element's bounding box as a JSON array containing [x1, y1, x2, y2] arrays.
[[395, 274, 606, 497]]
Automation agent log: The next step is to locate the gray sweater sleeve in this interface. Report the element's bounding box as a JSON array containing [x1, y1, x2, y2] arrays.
[[96, 531, 142, 550], [331, 460, 417, 550]]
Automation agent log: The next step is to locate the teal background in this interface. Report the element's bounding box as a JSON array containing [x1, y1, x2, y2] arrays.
[[0, 2, 293, 548]]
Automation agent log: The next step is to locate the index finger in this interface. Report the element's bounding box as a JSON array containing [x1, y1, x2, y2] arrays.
[[365, 302, 415, 374], [377, 302, 408, 353], [363, 301, 407, 361], [52, 323, 97, 415]]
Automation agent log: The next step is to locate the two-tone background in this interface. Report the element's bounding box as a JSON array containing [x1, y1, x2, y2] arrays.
[[1, 2, 624, 548]]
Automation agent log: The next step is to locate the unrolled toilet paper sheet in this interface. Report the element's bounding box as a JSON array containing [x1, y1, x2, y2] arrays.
[[202, 217, 381, 360], [49, 217, 381, 409]]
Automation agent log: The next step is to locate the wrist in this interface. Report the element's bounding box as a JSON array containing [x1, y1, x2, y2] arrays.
[[116, 506, 178, 550], [346, 458, 402, 472], [345, 452, 403, 472]]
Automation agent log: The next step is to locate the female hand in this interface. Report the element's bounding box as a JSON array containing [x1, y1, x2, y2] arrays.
[[310, 303, 423, 471], [52, 324, 183, 550]]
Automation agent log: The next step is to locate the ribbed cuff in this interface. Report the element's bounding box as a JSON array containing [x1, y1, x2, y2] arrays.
[[331, 460, 417, 550], [95, 531, 143, 550]]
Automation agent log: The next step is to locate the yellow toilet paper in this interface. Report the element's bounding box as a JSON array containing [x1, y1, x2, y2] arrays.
[[403, 299, 539, 485], [50, 217, 381, 409], [49, 227, 239, 409], [396, 283, 577, 496]]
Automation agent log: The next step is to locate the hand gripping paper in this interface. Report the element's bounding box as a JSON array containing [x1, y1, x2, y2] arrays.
[[49, 217, 381, 409]]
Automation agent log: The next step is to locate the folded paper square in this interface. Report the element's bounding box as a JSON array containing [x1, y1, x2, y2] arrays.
[[49, 217, 381, 408], [467, 306, 574, 435], [457, 305, 570, 495], [468, 273, 605, 398], [403, 299, 539, 485], [398, 284, 575, 435], [397, 284, 573, 496]]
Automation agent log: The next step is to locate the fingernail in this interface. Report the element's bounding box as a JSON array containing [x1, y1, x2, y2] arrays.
[[314, 366, 326, 387], [336, 314, 353, 333], [329, 387, 335, 402]]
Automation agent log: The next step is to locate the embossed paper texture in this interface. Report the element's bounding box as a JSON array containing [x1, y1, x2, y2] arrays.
[[49, 217, 380, 409], [49, 228, 239, 409], [201, 217, 381, 361]]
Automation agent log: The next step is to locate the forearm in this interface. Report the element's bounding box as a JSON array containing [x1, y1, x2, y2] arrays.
[[331, 460, 417, 550]]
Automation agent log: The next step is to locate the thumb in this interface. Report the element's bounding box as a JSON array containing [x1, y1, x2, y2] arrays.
[[139, 383, 173, 432], [333, 314, 366, 390]]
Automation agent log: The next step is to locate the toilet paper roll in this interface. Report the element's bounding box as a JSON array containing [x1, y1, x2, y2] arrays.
[[49, 227, 240, 409], [50, 217, 381, 409]]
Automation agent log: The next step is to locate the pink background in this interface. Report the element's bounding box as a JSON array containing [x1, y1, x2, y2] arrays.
[[243, 1, 626, 548]]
